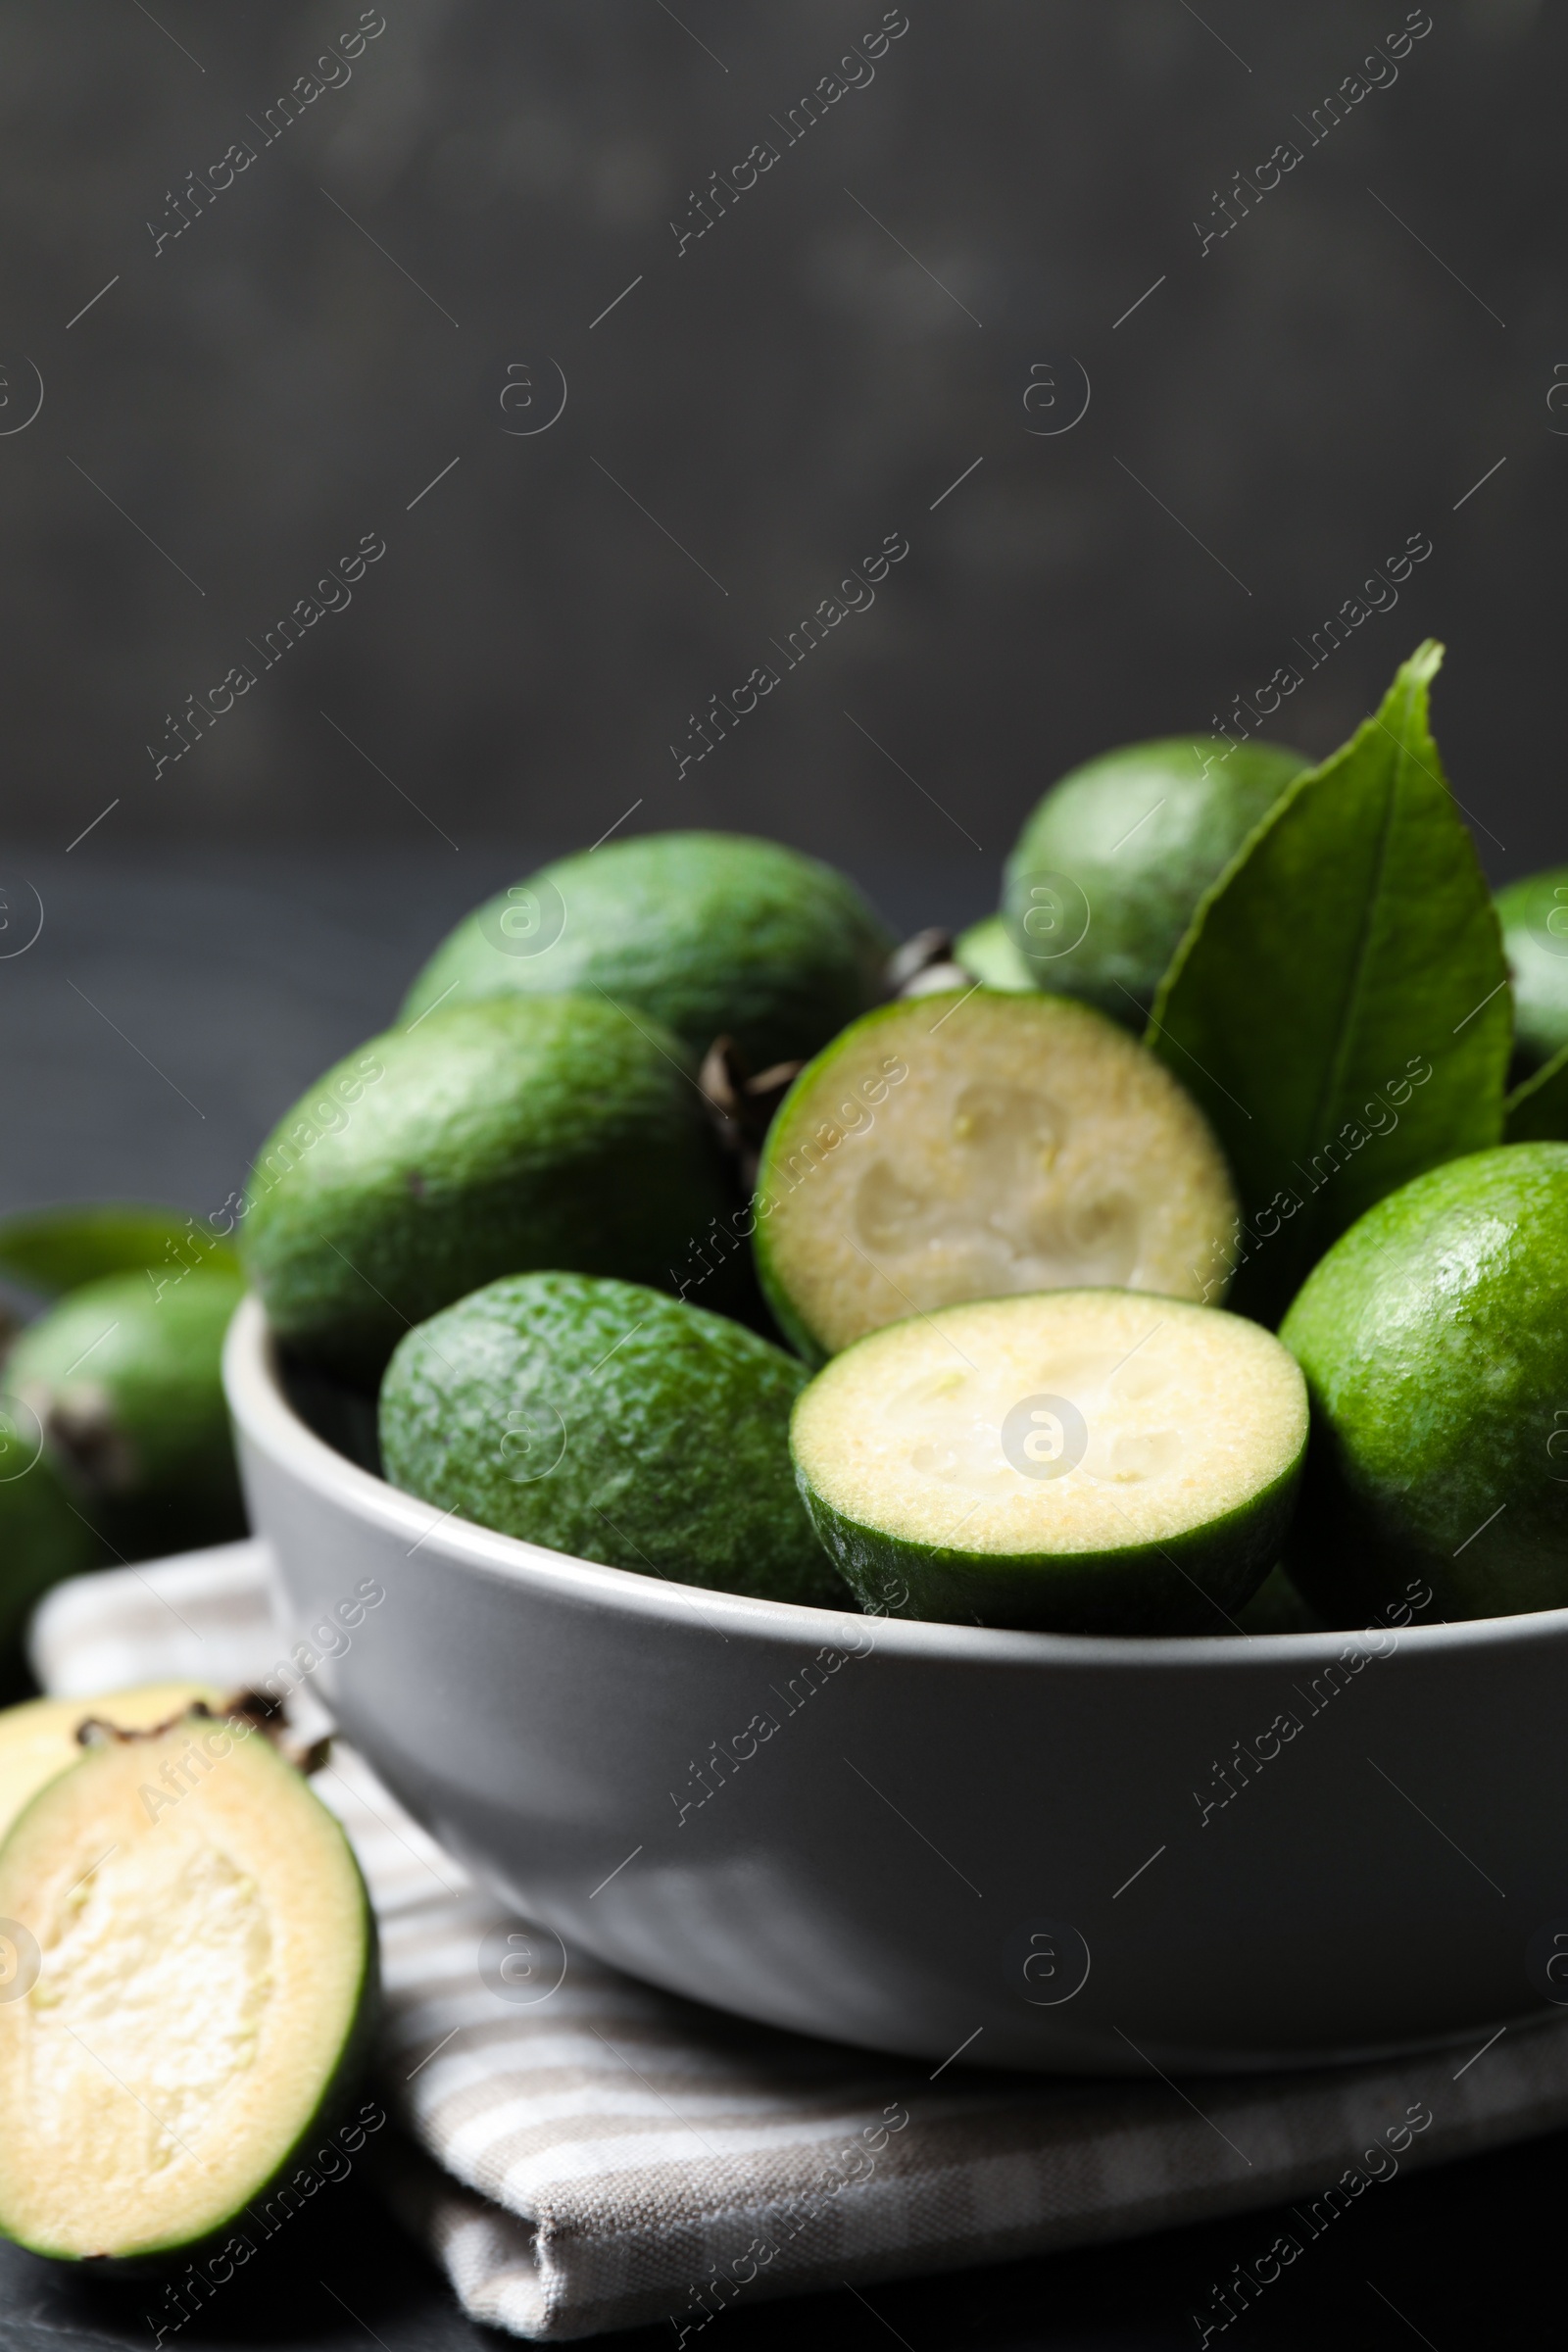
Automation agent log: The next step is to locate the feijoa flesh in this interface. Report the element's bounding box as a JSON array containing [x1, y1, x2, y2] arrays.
[[753, 990, 1241, 1363], [0, 1682, 224, 1841]]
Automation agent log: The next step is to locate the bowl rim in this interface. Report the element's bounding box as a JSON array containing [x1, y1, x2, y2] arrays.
[[221, 1293, 1568, 1674]]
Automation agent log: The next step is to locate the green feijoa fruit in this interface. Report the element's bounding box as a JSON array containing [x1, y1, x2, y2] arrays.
[[1002, 736, 1307, 1023], [953, 915, 1037, 992], [0, 1423, 102, 1672], [1495, 865, 1568, 1078], [0, 1714, 375, 2263], [401, 830, 894, 1069], [379, 1272, 844, 1607], [753, 991, 1240, 1364], [791, 1291, 1306, 1634], [0, 1204, 238, 1299], [1280, 1144, 1568, 1624], [240, 996, 733, 1385], [6, 1268, 245, 1560]]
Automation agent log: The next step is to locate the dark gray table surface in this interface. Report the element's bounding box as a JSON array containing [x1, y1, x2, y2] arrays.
[[0, 853, 1551, 2349]]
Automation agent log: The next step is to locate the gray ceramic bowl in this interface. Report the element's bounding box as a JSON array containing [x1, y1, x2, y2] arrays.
[[223, 1295, 1563, 2076]]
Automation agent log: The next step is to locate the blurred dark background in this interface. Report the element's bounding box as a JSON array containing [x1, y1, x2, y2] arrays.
[[1, 0, 1561, 1214]]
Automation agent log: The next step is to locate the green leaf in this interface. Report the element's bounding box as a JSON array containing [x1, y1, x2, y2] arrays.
[[1504, 1044, 1568, 1142], [1147, 642, 1511, 1324], [0, 1204, 239, 1298]]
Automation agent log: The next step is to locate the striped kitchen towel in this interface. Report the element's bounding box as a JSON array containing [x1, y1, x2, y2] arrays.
[[29, 1546, 1568, 2342]]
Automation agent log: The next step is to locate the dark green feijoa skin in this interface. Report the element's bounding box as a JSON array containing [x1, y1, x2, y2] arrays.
[[1495, 866, 1568, 1077], [0, 1423, 101, 1676], [1280, 1144, 1568, 1624], [1232, 1563, 1323, 1635], [754, 991, 1240, 1364], [6, 1268, 245, 1561], [379, 1272, 845, 1606], [953, 915, 1037, 993], [1003, 736, 1307, 1023], [401, 831, 894, 1070], [791, 1292, 1306, 1635], [0, 1716, 376, 2263], [240, 996, 734, 1385]]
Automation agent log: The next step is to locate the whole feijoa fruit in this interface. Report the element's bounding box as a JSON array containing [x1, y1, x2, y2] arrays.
[[6, 1266, 245, 1560], [1280, 1144, 1568, 1622], [1003, 736, 1308, 1023], [401, 831, 894, 1070], [379, 1272, 845, 1607], [240, 996, 733, 1384], [1494, 866, 1568, 1077]]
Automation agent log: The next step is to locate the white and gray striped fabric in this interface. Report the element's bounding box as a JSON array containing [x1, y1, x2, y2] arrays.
[[30, 1546, 1568, 2341]]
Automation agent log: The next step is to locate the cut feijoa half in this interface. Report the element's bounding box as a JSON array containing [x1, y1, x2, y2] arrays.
[[754, 990, 1241, 1362], [0, 1713, 374, 2262], [0, 1682, 223, 1842], [791, 1291, 1307, 1633]]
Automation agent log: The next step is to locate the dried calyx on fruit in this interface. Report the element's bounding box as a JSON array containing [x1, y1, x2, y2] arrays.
[[699, 1036, 806, 1190]]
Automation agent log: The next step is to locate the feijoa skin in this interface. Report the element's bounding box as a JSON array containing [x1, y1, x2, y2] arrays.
[[791, 1292, 1307, 1635], [401, 831, 894, 1070], [0, 1434, 101, 1676], [6, 1268, 245, 1560], [1003, 737, 1307, 1023], [379, 1273, 845, 1607], [1280, 1145, 1568, 1623], [240, 997, 733, 1385], [1495, 866, 1568, 1076]]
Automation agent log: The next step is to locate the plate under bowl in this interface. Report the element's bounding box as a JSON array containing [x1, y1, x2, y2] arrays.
[[223, 1295, 1563, 2075]]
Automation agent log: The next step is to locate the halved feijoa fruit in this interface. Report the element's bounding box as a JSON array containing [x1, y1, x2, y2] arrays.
[[0, 1682, 222, 1842], [754, 991, 1240, 1362], [0, 1713, 374, 2261], [791, 1291, 1307, 1633]]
